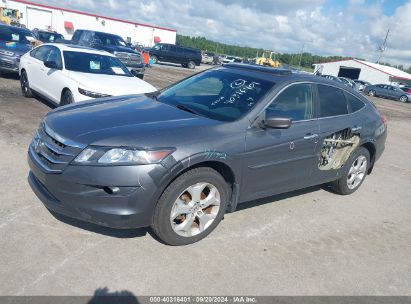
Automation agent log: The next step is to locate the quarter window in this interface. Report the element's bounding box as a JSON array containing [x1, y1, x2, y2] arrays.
[[344, 92, 365, 113], [267, 83, 314, 121], [317, 84, 348, 117]]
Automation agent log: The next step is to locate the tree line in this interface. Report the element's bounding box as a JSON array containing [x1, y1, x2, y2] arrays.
[[176, 34, 411, 73]]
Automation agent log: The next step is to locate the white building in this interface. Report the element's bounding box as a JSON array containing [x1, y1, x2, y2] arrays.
[[313, 59, 411, 86], [2, 0, 177, 47]]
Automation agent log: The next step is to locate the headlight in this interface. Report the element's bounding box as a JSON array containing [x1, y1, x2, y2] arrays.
[[73, 147, 174, 165], [78, 88, 111, 98]]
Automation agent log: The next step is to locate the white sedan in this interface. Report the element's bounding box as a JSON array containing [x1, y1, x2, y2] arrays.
[[19, 43, 156, 105]]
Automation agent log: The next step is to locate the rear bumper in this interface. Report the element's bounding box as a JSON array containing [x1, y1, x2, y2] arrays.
[[27, 147, 165, 229]]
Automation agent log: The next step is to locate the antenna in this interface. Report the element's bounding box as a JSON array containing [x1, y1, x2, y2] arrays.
[[377, 29, 390, 64]]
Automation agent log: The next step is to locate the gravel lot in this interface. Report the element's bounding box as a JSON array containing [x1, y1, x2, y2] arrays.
[[0, 64, 410, 297]]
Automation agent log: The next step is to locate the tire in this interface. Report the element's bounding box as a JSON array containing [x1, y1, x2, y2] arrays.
[[187, 61, 195, 69], [151, 55, 158, 64], [60, 89, 73, 106], [151, 167, 229, 245], [20, 71, 33, 98], [368, 90, 376, 97], [330, 147, 370, 195], [399, 95, 408, 103]]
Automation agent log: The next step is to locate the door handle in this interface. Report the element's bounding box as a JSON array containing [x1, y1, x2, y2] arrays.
[[304, 134, 319, 140], [351, 126, 362, 132]]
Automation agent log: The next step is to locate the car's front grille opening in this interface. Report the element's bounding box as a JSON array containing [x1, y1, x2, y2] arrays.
[[30, 126, 82, 173]]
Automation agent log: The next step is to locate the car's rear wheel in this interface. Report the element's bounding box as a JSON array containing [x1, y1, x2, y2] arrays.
[[60, 89, 73, 106], [151, 167, 229, 245], [399, 95, 408, 103], [20, 71, 33, 98], [331, 147, 370, 195], [368, 90, 376, 97], [187, 61, 196, 69]]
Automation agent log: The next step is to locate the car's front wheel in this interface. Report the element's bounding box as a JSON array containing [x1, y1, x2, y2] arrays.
[[151, 167, 229, 245], [331, 147, 370, 195], [20, 71, 33, 98], [151, 55, 158, 64], [60, 89, 74, 106], [399, 95, 408, 103], [368, 90, 376, 97]]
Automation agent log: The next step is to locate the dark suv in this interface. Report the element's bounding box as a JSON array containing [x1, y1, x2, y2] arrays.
[[149, 43, 202, 69], [28, 64, 387, 245], [70, 29, 145, 79], [0, 24, 34, 74], [32, 29, 66, 43]]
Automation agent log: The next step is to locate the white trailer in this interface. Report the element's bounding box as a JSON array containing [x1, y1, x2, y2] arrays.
[[313, 59, 411, 85], [2, 0, 177, 47]]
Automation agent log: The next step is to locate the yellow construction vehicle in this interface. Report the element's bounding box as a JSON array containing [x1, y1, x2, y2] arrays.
[[255, 50, 281, 68], [0, 7, 22, 26]]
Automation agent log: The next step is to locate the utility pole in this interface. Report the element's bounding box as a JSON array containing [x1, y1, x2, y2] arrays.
[[377, 29, 390, 64], [298, 44, 305, 67]]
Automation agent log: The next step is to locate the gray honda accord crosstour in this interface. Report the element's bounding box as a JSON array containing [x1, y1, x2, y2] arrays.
[[28, 63, 387, 245]]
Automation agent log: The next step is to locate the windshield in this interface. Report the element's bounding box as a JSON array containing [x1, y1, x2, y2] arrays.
[[156, 69, 274, 122], [94, 33, 127, 46], [0, 27, 34, 44], [63, 51, 132, 77], [38, 32, 64, 42]]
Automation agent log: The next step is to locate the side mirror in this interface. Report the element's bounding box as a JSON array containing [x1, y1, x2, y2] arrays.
[[44, 61, 59, 69], [264, 114, 292, 129]]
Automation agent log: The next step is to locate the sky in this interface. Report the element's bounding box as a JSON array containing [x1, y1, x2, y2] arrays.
[[34, 0, 411, 67]]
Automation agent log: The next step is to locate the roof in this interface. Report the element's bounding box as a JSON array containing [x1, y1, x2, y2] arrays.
[[314, 58, 411, 81], [11, 0, 177, 32], [42, 43, 113, 56]]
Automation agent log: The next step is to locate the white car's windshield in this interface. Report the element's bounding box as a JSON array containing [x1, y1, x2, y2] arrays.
[[63, 51, 132, 77]]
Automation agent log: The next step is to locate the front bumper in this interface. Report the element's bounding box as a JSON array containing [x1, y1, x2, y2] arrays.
[[27, 145, 165, 229], [0, 54, 19, 73]]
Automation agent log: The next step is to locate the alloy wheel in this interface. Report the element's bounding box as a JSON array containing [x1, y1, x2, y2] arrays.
[[21, 73, 28, 94], [347, 155, 367, 190], [170, 182, 220, 237]]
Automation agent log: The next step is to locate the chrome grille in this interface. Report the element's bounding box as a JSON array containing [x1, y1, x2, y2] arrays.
[[29, 126, 83, 173], [115, 52, 142, 64]]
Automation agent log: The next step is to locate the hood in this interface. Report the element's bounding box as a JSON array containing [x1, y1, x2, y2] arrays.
[[0, 41, 31, 56], [44, 96, 220, 146], [67, 72, 156, 95]]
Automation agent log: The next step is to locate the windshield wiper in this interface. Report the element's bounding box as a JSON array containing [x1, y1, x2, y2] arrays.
[[175, 103, 203, 117]]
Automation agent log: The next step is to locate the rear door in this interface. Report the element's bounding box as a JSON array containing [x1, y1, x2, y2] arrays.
[[242, 83, 319, 201], [312, 84, 361, 183]]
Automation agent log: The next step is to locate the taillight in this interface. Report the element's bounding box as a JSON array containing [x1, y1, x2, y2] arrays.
[[380, 114, 387, 126]]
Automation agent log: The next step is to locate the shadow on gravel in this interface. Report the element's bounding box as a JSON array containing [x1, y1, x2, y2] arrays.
[[88, 287, 139, 304], [33, 93, 57, 110], [0, 72, 20, 80]]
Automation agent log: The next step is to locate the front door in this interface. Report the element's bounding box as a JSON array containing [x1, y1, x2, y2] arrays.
[[241, 83, 319, 202]]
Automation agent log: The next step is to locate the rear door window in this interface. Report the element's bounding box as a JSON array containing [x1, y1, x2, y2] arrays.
[[317, 84, 348, 117]]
